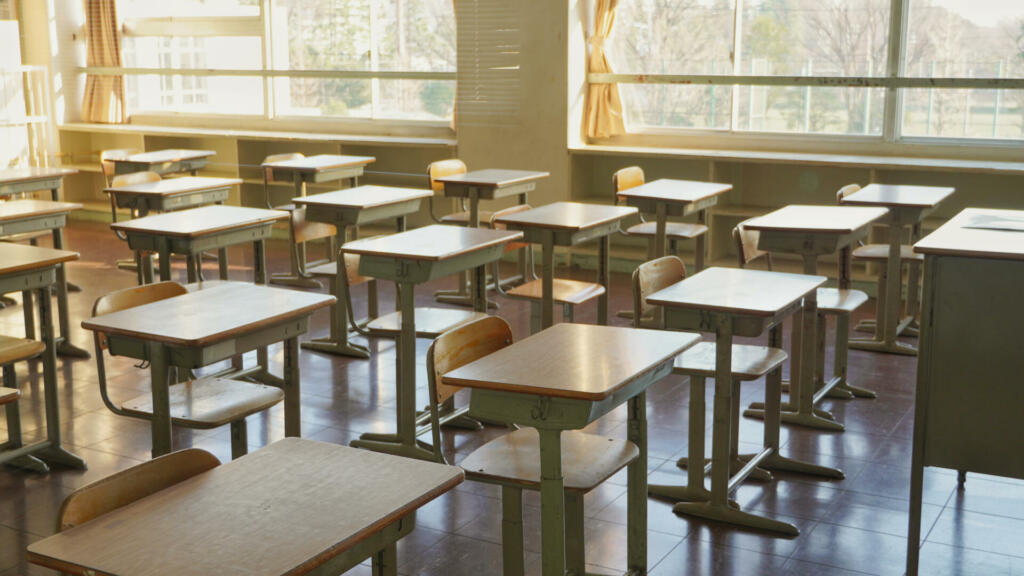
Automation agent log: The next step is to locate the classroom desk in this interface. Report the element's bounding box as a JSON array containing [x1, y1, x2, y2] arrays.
[[444, 323, 700, 576], [493, 201, 638, 331], [433, 169, 550, 306], [0, 244, 86, 472], [647, 267, 842, 535], [0, 166, 77, 200], [293, 185, 433, 358], [0, 199, 90, 358], [262, 154, 377, 288], [742, 205, 888, 430], [104, 176, 241, 216], [109, 149, 216, 176], [81, 282, 334, 457], [616, 178, 732, 265], [342, 225, 522, 461], [111, 205, 288, 284], [840, 184, 955, 356], [27, 438, 463, 576], [906, 208, 1024, 575]]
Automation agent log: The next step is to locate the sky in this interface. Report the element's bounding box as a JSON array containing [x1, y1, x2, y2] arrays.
[[921, 0, 1023, 28]]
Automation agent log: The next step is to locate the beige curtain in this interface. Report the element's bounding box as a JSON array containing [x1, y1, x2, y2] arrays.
[[585, 0, 625, 139], [82, 0, 127, 124]]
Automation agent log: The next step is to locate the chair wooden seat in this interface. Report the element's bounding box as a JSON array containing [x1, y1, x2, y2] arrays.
[[121, 378, 284, 429], [0, 335, 45, 365], [625, 221, 708, 240], [673, 342, 788, 381], [505, 278, 606, 305], [0, 386, 20, 405], [2, 230, 51, 243], [817, 288, 869, 314], [273, 203, 297, 212], [440, 210, 494, 227], [852, 243, 923, 262], [460, 428, 638, 491], [366, 308, 489, 339], [307, 255, 371, 286]]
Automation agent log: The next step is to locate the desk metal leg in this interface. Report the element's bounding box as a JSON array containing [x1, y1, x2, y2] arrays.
[[303, 225, 370, 359], [158, 245, 172, 282], [695, 209, 708, 272], [148, 342, 172, 458], [627, 392, 648, 574], [540, 235, 555, 332], [598, 235, 610, 327], [21, 290, 35, 340], [272, 181, 322, 289], [654, 203, 668, 259], [850, 223, 918, 356], [51, 228, 90, 358], [673, 317, 798, 535], [351, 282, 433, 461], [283, 336, 301, 437], [650, 375, 711, 503], [538, 428, 566, 576]]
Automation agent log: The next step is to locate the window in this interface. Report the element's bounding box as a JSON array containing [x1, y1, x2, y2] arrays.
[[599, 0, 1024, 143], [86, 0, 456, 124]]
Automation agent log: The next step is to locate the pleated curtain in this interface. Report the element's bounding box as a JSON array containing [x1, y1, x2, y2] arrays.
[[82, 0, 127, 124], [584, 0, 625, 139]]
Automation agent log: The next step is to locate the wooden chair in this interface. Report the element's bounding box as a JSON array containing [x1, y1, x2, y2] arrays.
[[614, 166, 709, 260], [493, 204, 605, 332], [633, 256, 787, 486], [837, 183, 924, 334], [426, 316, 639, 575], [108, 171, 162, 283], [427, 159, 493, 227], [488, 204, 537, 295], [100, 148, 141, 188], [734, 220, 874, 399], [1, 334, 46, 471], [57, 448, 221, 532], [263, 153, 336, 288], [91, 282, 285, 459]]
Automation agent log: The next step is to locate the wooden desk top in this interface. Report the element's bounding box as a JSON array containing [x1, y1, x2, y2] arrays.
[[104, 176, 242, 197], [0, 199, 83, 222], [616, 178, 733, 204], [647, 267, 825, 317], [0, 166, 78, 184], [444, 323, 700, 401], [744, 205, 888, 234], [111, 205, 288, 238], [435, 169, 550, 187], [261, 154, 376, 173], [294, 185, 432, 210], [0, 243, 79, 276], [841, 184, 955, 209], [27, 439, 463, 576], [493, 201, 638, 231], [342, 224, 522, 262], [118, 149, 216, 164], [82, 282, 333, 347], [915, 208, 1024, 261]]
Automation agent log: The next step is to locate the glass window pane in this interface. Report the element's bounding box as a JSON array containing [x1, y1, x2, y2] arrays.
[[375, 0, 457, 72], [906, 0, 1024, 79], [271, 0, 372, 71], [120, 0, 260, 18], [740, 0, 890, 76], [274, 78, 373, 118], [621, 84, 731, 130], [736, 86, 884, 135], [127, 75, 263, 115], [376, 79, 455, 120], [902, 88, 1024, 139], [609, 0, 733, 75], [124, 37, 262, 70]]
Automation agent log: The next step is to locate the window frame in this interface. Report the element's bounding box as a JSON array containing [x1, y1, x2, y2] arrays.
[[591, 0, 1024, 151], [79, 0, 457, 130]]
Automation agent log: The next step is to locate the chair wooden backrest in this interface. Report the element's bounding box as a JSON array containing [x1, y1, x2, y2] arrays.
[[100, 148, 140, 185], [262, 152, 304, 182], [109, 171, 160, 189], [427, 159, 467, 193], [632, 256, 686, 327], [733, 219, 773, 270], [490, 204, 532, 253], [93, 282, 188, 350], [613, 166, 645, 196], [836, 183, 862, 203], [57, 448, 221, 532]]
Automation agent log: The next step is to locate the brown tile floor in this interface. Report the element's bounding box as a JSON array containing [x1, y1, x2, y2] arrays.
[[2, 220, 1023, 575]]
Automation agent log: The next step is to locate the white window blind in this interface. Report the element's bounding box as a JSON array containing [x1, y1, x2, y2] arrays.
[[456, 0, 522, 126]]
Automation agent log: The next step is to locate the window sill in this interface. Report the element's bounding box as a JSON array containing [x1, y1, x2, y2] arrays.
[[58, 122, 457, 149], [569, 143, 1024, 176]]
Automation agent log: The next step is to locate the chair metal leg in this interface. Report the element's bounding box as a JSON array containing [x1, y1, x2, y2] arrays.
[[565, 491, 586, 576], [501, 485, 526, 576]]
